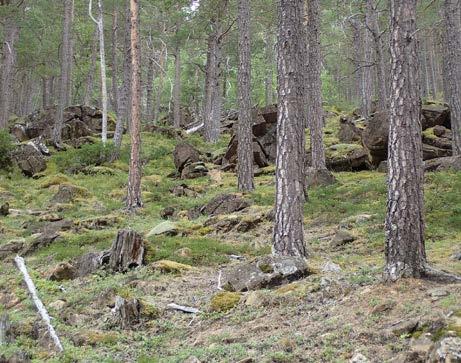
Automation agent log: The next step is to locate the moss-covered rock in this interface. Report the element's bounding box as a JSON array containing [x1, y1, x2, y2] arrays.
[[39, 174, 71, 188], [210, 291, 241, 312], [151, 259, 193, 274]]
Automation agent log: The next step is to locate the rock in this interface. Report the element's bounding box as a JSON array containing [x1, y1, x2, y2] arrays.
[[160, 207, 175, 219], [427, 337, 461, 362], [170, 184, 197, 197], [322, 261, 342, 273], [173, 142, 201, 173], [305, 167, 336, 187], [221, 136, 270, 169], [425, 156, 461, 172], [72, 251, 110, 277], [147, 221, 178, 237], [338, 115, 362, 143], [200, 194, 250, 216], [325, 145, 370, 171], [210, 291, 241, 312], [244, 291, 267, 307], [76, 215, 120, 230], [108, 229, 145, 272], [349, 353, 369, 363], [421, 104, 450, 130], [151, 260, 193, 274], [387, 318, 420, 337], [0, 239, 25, 259], [10, 144, 47, 177], [428, 288, 449, 298], [0, 202, 9, 216], [23, 232, 60, 255], [114, 296, 140, 330], [451, 252, 461, 261], [408, 335, 434, 361], [50, 184, 88, 204], [221, 255, 311, 292], [423, 143, 452, 160], [331, 230, 356, 247], [433, 125, 452, 138], [183, 357, 201, 363], [180, 161, 208, 179], [362, 111, 389, 166], [175, 247, 192, 258], [377, 161, 388, 173], [49, 262, 76, 281]]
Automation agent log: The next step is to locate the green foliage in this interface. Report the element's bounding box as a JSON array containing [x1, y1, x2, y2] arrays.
[[0, 129, 14, 170], [53, 142, 116, 173]]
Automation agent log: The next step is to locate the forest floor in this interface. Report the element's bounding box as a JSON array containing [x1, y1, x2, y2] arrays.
[[0, 116, 460, 362]]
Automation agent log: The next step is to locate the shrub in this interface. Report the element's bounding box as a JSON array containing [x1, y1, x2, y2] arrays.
[[54, 141, 116, 173], [0, 129, 14, 170]]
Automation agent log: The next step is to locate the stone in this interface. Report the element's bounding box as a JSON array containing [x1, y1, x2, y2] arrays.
[[151, 260, 193, 274], [422, 143, 452, 160], [387, 318, 420, 337], [72, 251, 110, 277], [173, 142, 201, 173], [108, 229, 145, 272], [451, 252, 461, 261], [362, 111, 389, 166], [244, 291, 267, 307], [49, 262, 77, 281], [160, 207, 175, 219], [425, 156, 461, 172], [349, 353, 369, 363], [183, 357, 201, 363], [23, 232, 61, 255], [305, 167, 336, 187], [76, 215, 120, 230], [0, 313, 12, 345], [322, 261, 342, 273], [147, 221, 178, 237], [409, 335, 434, 358], [433, 125, 452, 138], [421, 103, 450, 130], [0, 202, 9, 216], [221, 255, 311, 292], [210, 291, 241, 312], [170, 184, 198, 197], [325, 146, 370, 171], [50, 184, 87, 204], [377, 161, 388, 173], [180, 162, 208, 179], [200, 194, 250, 216], [0, 239, 25, 259], [338, 115, 362, 143], [10, 144, 47, 177], [331, 230, 356, 247], [427, 337, 461, 362]]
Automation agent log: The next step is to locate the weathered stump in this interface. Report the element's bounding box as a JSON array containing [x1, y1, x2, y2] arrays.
[[114, 296, 140, 329], [108, 229, 145, 272], [0, 313, 12, 344]]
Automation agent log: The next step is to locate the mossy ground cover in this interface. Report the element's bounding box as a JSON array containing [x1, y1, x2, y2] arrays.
[[0, 123, 460, 362]]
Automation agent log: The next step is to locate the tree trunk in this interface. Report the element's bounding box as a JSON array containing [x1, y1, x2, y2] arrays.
[[362, 13, 373, 117], [83, 28, 98, 106], [42, 77, 49, 109], [145, 54, 154, 122], [306, 0, 327, 171], [366, 0, 387, 111], [173, 46, 182, 128], [126, 0, 142, 212], [111, 8, 120, 117], [113, 1, 131, 158], [0, 17, 19, 129], [442, 0, 461, 155], [272, 0, 306, 257], [263, 32, 274, 106], [425, 34, 437, 99], [349, 18, 363, 102], [153, 47, 166, 123], [53, 0, 74, 147], [384, 0, 426, 282], [203, 24, 223, 143], [237, 0, 254, 192]]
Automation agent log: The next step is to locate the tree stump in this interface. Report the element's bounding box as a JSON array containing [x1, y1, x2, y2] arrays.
[[0, 313, 12, 344], [114, 296, 140, 330], [108, 229, 145, 272]]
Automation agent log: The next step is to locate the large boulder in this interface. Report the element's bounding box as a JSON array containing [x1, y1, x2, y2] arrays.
[[424, 155, 461, 172], [10, 144, 47, 177], [421, 103, 450, 130], [9, 105, 115, 143], [173, 142, 201, 173], [325, 144, 370, 171], [338, 115, 363, 143], [221, 135, 269, 169], [221, 255, 311, 292], [200, 194, 250, 216], [361, 111, 389, 166]]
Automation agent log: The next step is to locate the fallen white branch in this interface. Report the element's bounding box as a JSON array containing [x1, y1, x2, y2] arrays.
[[167, 303, 200, 314], [14, 256, 64, 352], [185, 122, 204, 134], [217, 270, 223, 291]]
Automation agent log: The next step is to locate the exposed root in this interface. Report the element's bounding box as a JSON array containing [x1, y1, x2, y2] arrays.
[[423, 265, 461, 284]]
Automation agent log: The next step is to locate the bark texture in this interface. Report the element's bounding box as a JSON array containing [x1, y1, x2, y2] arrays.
[[442, 0, 461, 155], [126, 0, 142, 212], [53, 0, 74, 147], [0, 16, 19, 129], [305, 0, 327, 171], [83, 28, 98, 106], [384, 0, 426, 282], [173, 46, 182, 128], [111, 8, 120, 117], [273, 0, 307, 257], [263, 33, 275, 106], [109, 229, 145, 272], [237, 0, 254, 191]]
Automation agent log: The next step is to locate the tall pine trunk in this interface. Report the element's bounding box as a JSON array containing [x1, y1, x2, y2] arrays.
[[126, 0, 142, 212], [384, 0, 426, 281], [111, 8, 120, 117], [53, 0, 74, 147], [0, 17, 19, 129], [442, 0, 461, 155], [237, 0, 254, 191], [273, 0, 306, 257], [172, 46, 182, 128]]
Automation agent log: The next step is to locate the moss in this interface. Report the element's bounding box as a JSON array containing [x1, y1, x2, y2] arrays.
[[151, 259, 193, 274], [86, 330, 119, 346], [210, 291, 241, 312], [423, 127, 437, 140], [140, 299, 160, 319], [39, 174, 71, 188], [259, 263, 274, 274]]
